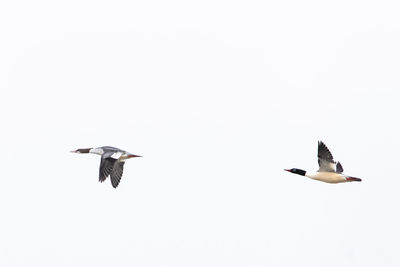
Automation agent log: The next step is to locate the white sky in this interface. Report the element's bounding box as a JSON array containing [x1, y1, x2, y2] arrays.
[[1, 0, 400, 266]]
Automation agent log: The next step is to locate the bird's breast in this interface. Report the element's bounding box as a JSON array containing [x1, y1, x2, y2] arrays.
[[305, 172, 347, 184]]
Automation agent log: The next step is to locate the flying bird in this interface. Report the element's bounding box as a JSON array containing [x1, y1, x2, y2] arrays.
[[71, 146, 142, 188], [285, 141, 362, 183]]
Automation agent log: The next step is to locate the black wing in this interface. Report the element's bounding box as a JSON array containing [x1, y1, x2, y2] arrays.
[[317, 141, 336, 172], [110, 161, 125, 188], [99, 157, 116, 182], [336, 161, 344, 173]]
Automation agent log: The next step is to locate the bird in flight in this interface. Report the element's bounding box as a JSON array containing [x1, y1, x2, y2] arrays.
[[71, 146, 142, 188], [285, 141, 362, 183]]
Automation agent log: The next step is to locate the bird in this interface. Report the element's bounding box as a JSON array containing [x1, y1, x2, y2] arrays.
[[71, 146, 142, 188], [284, 141, 362, 183]]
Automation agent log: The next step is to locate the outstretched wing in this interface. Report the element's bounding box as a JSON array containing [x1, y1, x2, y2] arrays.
[[317, 141, 336, 172], [99, 157, 116, 182], [110, 161, 125, 188], [336, 161, 344, 173]]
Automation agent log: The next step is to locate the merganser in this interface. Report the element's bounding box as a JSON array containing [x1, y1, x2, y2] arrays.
[[71, 146, 142, 188], [285, 141, 362, 183]]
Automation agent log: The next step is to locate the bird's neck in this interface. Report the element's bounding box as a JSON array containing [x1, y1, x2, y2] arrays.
[[295, 169, 307, 176], [89, 148, 104, 155]]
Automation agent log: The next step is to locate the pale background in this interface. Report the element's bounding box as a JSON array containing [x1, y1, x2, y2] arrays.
[[1, 0, 399, 266]]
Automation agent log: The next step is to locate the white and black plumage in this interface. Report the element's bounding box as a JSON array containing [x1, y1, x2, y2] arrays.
[[71, 146, 142, 188], [285, 141, 362, 183]]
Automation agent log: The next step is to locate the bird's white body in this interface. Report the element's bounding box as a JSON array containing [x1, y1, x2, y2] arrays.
[[285, 141, 361, 184], [89, 148, 128, 161], [71, 146, 142, 188], [305, 171, 347, 184]]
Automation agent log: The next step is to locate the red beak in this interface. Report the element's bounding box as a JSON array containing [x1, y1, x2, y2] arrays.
[[126, 154, 142, 158], [284, 169, 290, 172]]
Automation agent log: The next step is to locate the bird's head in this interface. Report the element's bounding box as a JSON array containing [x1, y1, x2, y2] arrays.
[[70, 148, 92, 154], [284, 168, 306, 176]]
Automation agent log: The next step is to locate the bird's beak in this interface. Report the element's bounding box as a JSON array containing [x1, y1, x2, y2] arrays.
[[70, 150, 78, 153], [284, 169, 290, 172], [127, 154, 142, 158]]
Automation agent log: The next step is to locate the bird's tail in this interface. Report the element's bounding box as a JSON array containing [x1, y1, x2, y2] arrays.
[[345, 176, 362, 182]]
